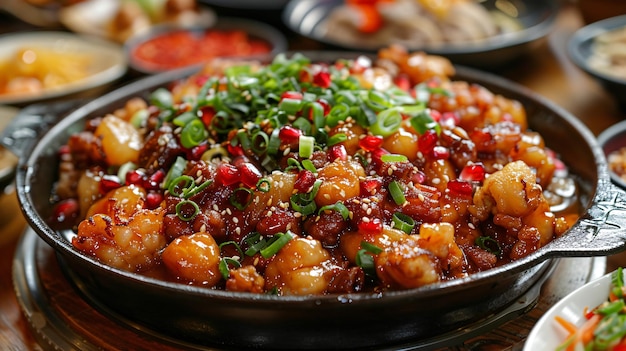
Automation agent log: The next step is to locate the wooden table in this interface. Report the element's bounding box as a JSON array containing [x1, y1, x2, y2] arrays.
[[1, 3, 625, 350]]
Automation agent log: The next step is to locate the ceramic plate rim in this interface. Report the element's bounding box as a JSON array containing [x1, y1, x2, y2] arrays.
[[524, 269, 621, 350]]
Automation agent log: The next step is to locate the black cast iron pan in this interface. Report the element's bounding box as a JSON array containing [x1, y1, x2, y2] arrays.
[[3, 52, 626, 350]]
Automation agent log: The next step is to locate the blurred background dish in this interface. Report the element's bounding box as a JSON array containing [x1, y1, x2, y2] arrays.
[[59, 0, 216, 43], [282, 0, 559, 68], [568, 14, 626, 110], [0, 31, 126, 106], [198, 0, 288, 10], [125, 18, 287, 75], [597, 120, 626, 189]]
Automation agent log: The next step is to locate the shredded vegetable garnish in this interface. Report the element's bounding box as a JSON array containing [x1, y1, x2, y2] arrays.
[[555, 268, 626, 351]]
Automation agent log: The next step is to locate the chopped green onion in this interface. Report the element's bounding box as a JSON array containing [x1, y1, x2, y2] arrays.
[[301, 159, 317, 173], [243, 232, 267, 256], [180, 118, 208, 148], [410, 110, 441, 135], [256, 178, 271, 193], [267, 129, 281, 155], [355, 241, 382, 272], [130, 109, 149, 128], [260, 232, 294, 258], [229, 187, 254, 210], [279, 98, 303, 115], [219, 257, 241, 280], [612, 267, 624, 298], [150, 88, 173, 109], [184, 179, 212, 198], [293, 117, 312, 136], [327, 133, 347, 147], [381, 154, 408, 163], [475, 236, 501, 256], [251, 130, 269, 154], [173, 111, 197, 127], [299, 135, 315, 158], [219, 240, 244, 258], [318, 201, 349, 220], [168, 175, 195, 197], [361, 241, 383, 254], [175, 199, 199, 222], [392, 212, 415, 234], [370, 108, 402, 137], [163, 156, 187, 190], [326, 104, 350, 127], [388, 180, 407, 206]]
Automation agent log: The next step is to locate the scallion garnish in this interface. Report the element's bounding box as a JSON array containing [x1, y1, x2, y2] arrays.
[[180, 118, 208, 148], [388, 180, 407, 206], [370, 108, 402, 137], [229, 187, 254, 210], [260, 232, 294, 258], [392, 212, 415, 234], [381, 154, 408, 163], [327, 133, 347, 147], [256, 178, 271, 193], [175, 199, 199, 222], [219, 257, 242, 280], [318, 201, 349, 220], [299, 135, 315, 158], [475, 236, 501, 256]]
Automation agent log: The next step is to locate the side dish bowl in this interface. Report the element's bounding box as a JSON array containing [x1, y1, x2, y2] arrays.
[[282, 0, 558, 67], [3, 52, 626, 349], [124, 18, 288, 75], [0, 31, 127, 106], [568, 15, 626, 109], [598, 120, 626, 189]]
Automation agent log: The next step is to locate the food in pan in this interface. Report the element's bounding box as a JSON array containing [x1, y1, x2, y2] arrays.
[[0, 47, 94, 97], [608, 147, 626, 183], [323, 0, 522, 49], [129, 29, 273, 71], [555, 268, 626, 351], [588, 26, 626, 80], [50, 45, 579, 296]]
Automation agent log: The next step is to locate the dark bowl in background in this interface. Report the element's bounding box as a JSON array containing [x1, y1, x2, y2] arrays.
[[282, 0, 559, 68], [598, 120, 626, 189], [568, 15, 626, 110]]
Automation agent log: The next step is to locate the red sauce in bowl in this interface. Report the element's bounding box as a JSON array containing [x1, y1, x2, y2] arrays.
[[130, 29, 273, 71]]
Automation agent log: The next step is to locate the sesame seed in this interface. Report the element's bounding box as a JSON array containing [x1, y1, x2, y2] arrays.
[[266, 210, 273, 217], [226, 208, 232, 215], [200, 224, 207, 232], [294, 212, 302, 218], [366, 208, 372, 215], [235, 227, 241, 235], [213, 204, 219, 211], [233, 217, 239, 224], [468, 223, 475, 230], [362, 217, 371, 223], [418, 193, 425, 202], [283, 148, 291, 156], [432, 178, 441, 185], [323, 194, 331, 200]]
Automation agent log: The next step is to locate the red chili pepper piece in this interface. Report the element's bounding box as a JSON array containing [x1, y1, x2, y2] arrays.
[[281, 91, 303, 101], [358, 218, 383, 235], [394, 74, 411, 92], [145, 192, 164, 209], [227, 144, 244, 157], [294, 169, 316, 193], [359, 135, 384, 152], [370, 147, 389, 167], [440, 112, 460, 128], [328, 144, 348, 162], [316, 98, 331, 116], [200, 107, 215, 128], [460, 163, 486, 182], [216, 163, 241, 186], [51, 198, 79, 225], [188, 143, 208, 160], [447, 180, 473, 196], [313, 70, 332, 88], [418, 130, 438, 155], [360, 178, 382, 196], [429, 109, 442, 122], [279, 125, 302, 145], [99, 174, 122, 194], [239, 162, 262, 188]]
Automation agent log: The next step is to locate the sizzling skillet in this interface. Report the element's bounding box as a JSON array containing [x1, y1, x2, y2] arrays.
[[3, 52, 626, 349]]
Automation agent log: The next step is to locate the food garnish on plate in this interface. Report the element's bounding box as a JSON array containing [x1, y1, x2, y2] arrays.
[[50, 45, 579, 296], [555, 267, 626, 351], [323, 0, 522, 48], [587, 26, 626, 80]]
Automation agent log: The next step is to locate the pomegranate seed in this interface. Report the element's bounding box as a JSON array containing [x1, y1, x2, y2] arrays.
[[200, 107, 215, 128], [470, 129, 493, 145], [394, 74, 411, 92], [350, 56, 371, 74], [418, 130, 438, 155], [358, 218, 383, 235], [360, 178, 382, 196], [370, 147, 389, 167], [281, 91, 303, 101], [359, 135, 384, 152], [227, 144, 244, 157], [239, 162, 262, 188], [194, 75, 209, 87], [51, 198, 79, 225], [100, 174, 121, 194], [328, 144, 348, 162], [58, 144, 71, 155], [188, 143, 208, 160], [431, 146, 450, 160], [460, 163, 486, 182], [125, 170, 144, 186], [144, 170, 165, 190], [279, 125, 302, 145], [411, 170, 426, 184], [216, 163, 241, 186], [429, 109, 442, 122], [313, 70, 332, 88], [294, 169, 316, 192], [447, 180, 473, 196], [145, 192, 164, 209], [440, 112, 460, 128]]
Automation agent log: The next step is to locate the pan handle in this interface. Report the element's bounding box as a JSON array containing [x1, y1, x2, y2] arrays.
[[0, 100, 83, 159], [546, 180, 626, 256]]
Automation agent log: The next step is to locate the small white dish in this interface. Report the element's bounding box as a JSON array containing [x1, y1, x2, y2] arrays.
[[524, 269, 623, 350], [0, 31, 126, 105]]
